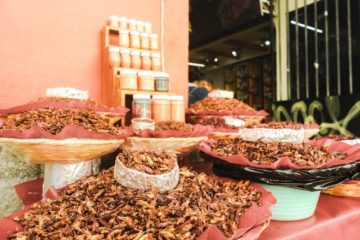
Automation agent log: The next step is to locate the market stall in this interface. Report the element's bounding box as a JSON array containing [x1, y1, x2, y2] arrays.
[[0, 3, 359, 239]]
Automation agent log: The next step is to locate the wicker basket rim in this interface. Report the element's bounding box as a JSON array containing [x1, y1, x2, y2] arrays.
[[0, 137, 123, 144]]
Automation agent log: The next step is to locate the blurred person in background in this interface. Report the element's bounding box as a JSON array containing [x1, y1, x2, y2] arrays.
[[188, 70, 214, 106]]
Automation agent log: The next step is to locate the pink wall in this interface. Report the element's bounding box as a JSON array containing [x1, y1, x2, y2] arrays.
[[0, 0, 189, 107]]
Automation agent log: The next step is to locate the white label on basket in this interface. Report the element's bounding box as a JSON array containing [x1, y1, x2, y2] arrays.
[[223, 116, 246, 128], [114, 158, 179, 192], [237, 128, 305, 143], [341, 139, 360, 145], [46, 88, 89, 100]]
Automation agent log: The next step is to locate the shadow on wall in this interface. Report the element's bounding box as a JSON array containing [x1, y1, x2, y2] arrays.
[[272, 94, 360, 136]]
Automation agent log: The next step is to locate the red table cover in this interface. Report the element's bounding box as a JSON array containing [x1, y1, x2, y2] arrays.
[[259, 194, 360, 240]]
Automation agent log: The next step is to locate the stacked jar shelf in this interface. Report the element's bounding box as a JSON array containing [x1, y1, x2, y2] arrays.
[[102, 16, 183, 126]]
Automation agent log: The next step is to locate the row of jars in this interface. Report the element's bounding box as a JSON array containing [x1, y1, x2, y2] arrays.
[[109, 47, 161, 71], [117, 29, 158, 50], [132, 94, 185, 123], [117, 69, 169, 92], [108, 16, 152, 33]]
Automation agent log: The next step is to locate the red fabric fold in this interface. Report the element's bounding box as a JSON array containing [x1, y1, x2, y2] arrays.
[[14, 178, 44, 206], [199, 138, 360, 170]]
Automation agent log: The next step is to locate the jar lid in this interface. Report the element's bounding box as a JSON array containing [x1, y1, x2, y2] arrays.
[[120, 69, 137, 75], [169, 95, 184, 101], [130, 31, 140, 36], [109, 16, 119, 20], [131, 50, 141, 55], [109, 47, 120, 53], [140, 32, 149, 37], [120, 48, 131, 54], [137, 20, 144, 25], [138, 71, 154, 77], [133, 93, 151, 99], [154, 72, 169, 78], [141, 51, 151, 57], [152, 95, 170, 100], [128, 19, 137, 23], [118, 17, 127, 21], [151, 52, 160, 58], [119, 29, 129, 34], [143, 22, 151, 26], [149, 33, 158, 38]]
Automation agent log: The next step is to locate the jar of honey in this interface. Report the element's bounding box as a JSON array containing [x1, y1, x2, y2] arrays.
[[109, 16, 119, 28], [130, 31, 140, 49], [140, 33, 150, 50], [144, 22, 152, 33], [119, 69, 137, 90], [141, 51, 151, 70], [152, 95, 171, 122], [119, 29, 130, 47], [138, 71, 155, 91], [118, 17, 128, 29], [133, 94, 151, 119], [130, 50, 141, 69], [151, 52, 161, 71], [120, 49, 131, 68], [128, 19, 137, 31], [136, 21, 144, 32], [108, 47, 120, 68], [149, 34, 159, 50], [170, 95, 185, 122]]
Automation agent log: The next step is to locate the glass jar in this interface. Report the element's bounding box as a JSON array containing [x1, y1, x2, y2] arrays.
[[140, 33, 150, 50], [149, 34, 159, 50], [151, 52, 161, 71], [141, 51, 151, 70], [138, 71, 155, 91], [108, 16, 119, 28], [130, 50, 141, 69], [130, 31, 140, 49], [152, 95, 171, 122], [120, 49, 131, 68], [128, 19, 137, 31], [118, 17, 128, 29], [119, 69, 137, 90], [108, 47, 120, 68], [136, 21, 144, 32], [119, 29, 130, 47], [154, 72, 169, 91], [170, 95, 185, 122], [133, 94, 151, 119], [144, 22, 152, 33]]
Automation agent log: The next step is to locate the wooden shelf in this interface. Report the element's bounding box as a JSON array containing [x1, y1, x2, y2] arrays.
[[107, 45, 159, 54], [102, 23, 170, 120], [106, 26, 151, 34], [119, 89, 171, 95], [118, 89, 172, 107], [112, 67, 163, 74]]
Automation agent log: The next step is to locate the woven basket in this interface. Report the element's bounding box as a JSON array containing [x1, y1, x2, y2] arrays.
[[322, 181, 360, 198], [0, 138, 123, 164], [122, 137, 207, 155]]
